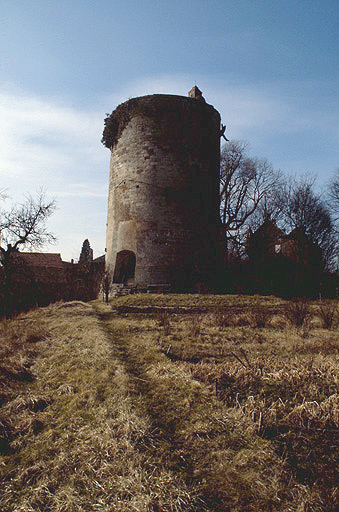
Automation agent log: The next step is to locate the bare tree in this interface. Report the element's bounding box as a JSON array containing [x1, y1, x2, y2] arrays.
[[102, 270, 111, 303], [0, 191, 57, 317], [328, 167, 339, 220], [220, 140, 282, 259], [281, 176, 337, 270]]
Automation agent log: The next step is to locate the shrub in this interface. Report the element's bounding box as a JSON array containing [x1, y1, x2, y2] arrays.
[[250, 306, 273, 328], [157, 311, 171, 336], [214, 309, 233, 327], [285, 298, 310, 327], [191, 315, 201, 337], [233, 313, 251, 327], [318, 303, 337, 329]]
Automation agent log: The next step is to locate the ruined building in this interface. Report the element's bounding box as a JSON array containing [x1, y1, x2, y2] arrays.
[[102, 87, 222, 290]]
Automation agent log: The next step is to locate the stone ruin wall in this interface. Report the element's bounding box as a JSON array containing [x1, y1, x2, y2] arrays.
[[105, 92, 221, 289]]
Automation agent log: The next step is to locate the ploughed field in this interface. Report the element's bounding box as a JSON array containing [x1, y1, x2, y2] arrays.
[[0, 295, 338, 511]]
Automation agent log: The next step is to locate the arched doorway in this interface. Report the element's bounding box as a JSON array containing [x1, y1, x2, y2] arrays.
[[113, 250, 136, 283]]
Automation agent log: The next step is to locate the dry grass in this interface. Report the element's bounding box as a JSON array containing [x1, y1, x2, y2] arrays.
[[96, 302, 308, 511], [128, 295, 337, 511], [0, 302, 199, 511], [249, 305, 274, 328], [213, 308, 235, 327], [285, 298, 310, 327], [318, 303, 337, 329], [1, 295, 338, 511], [0, 314, 49, 412], [156, 311, 171, 336], [191, 314, 202, 337], [112, 292, 284, 309]]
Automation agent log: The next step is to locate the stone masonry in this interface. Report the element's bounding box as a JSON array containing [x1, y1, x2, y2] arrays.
[[104, 89, 221, 290]]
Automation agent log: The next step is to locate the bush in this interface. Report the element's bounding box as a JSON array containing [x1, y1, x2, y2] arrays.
[[250, 307, 273, 328], [157, 312, 171, 336], [285, 299, 310, 327], [214, 309, 233, 328], [191, 315, 201, 337], [318, 303, 337, 329]]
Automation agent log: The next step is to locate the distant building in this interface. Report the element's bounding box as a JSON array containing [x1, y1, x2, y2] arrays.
[[0, 248, 106, 315], [246, 219, 322, 296], [11, 252, 65, 276], [8, 252, 67, 311]]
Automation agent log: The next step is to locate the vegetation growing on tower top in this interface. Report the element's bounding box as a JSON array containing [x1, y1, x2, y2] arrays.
[[101, 94, 218, 149], [101, 100, 134, 148]]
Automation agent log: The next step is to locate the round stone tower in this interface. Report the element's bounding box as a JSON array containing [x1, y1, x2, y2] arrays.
[[103, 87, 221, 290]]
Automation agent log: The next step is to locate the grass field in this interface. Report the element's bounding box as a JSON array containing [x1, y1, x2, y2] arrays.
[[0, 294, 338, 511]]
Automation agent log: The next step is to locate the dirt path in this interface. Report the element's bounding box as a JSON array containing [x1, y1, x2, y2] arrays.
[[93, 302, 304, 512], [1, 301, 308, 512], [94, 303, 208, 510], [1, 302, 200, 512]]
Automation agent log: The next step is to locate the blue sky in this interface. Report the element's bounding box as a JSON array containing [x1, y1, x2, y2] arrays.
[[1, 0, 338, 260]]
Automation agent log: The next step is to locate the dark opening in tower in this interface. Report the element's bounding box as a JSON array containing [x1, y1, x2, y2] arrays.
[[113, 250, 136, 283]]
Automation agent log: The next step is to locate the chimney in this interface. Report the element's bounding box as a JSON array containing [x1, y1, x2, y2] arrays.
[[188, 86, 205, 102]]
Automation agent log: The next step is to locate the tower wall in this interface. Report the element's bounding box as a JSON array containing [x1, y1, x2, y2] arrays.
[[105, 93, 221, 289]]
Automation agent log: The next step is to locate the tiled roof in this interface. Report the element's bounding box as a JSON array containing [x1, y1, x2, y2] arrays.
[[11, 252, 64, 269]]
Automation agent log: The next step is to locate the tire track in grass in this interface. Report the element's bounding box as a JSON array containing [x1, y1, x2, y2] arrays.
[[94, 302, 306, 512], [1, 302, 199, 512], [95, 305, 208, 510]]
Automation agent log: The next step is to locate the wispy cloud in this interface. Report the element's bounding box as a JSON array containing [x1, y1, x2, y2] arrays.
[[0, 86, 108, 259], [0, 87, 107, 190], [0, 75, 337, 259], [54, 182, 108, 199]]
